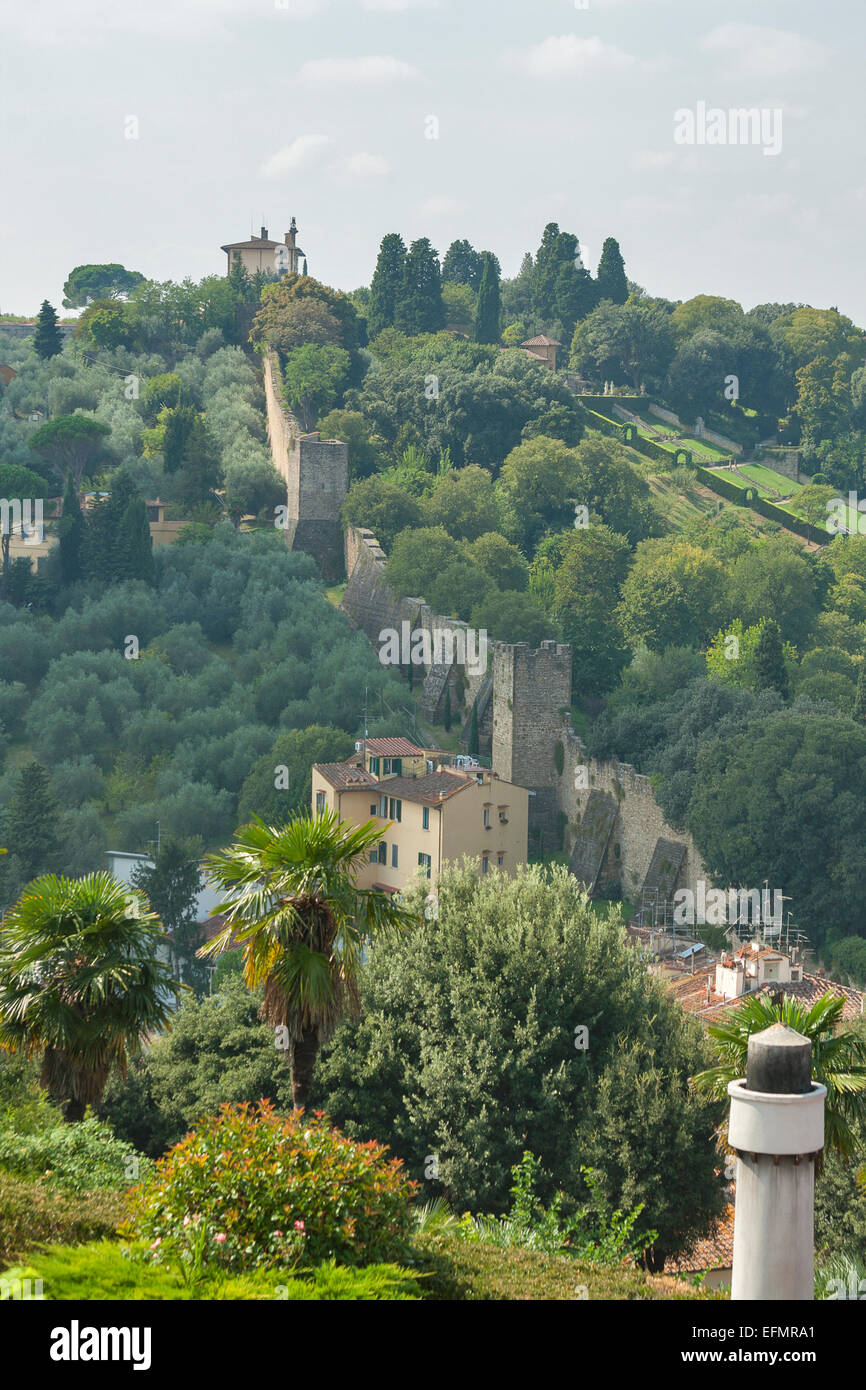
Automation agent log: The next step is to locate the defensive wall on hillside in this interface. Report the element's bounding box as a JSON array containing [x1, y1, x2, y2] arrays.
[[263, 348, 347, 582], [490, 640, 707, 899], [342, 525, 490, 727]]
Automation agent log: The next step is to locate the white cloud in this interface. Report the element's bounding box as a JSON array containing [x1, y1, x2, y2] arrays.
[[259, 135, 332, 179], [519, 35, 637, 78], [344, 152, 391, 177], [701, 24, 830, 79], [300, 55, 421, 83]]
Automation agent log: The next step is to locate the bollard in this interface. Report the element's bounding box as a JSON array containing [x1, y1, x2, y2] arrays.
[[728, 1022, 826, 1300]]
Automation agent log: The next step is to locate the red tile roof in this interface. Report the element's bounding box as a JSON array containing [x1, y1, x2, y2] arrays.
[[369, 771, 472, 806], [667, 1205, 735, 1274], [521, 334, 561, 347], [314, 762, 378, 791], [363, 737, 425, 757]]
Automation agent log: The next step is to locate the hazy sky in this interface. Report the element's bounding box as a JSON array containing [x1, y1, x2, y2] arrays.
[[1, 0, 863, 322]]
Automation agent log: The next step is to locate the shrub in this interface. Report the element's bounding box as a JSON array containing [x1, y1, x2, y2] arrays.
[[123, 1101, 418, 1272], [0, 1241, 423, 1301], [0, 1116, 151, 1192], [0, 1174, 125, 1263]]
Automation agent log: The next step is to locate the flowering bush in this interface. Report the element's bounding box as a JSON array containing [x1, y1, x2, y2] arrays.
[[122, 1101, 417, 1272]]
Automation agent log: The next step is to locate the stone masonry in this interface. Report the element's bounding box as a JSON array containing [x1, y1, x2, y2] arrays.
[[263, 349, 347, 582]]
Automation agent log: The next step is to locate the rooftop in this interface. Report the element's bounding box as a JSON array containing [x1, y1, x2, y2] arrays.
[[522, 334, 561, 347], [314, 762, 378, 791], [362, 737, 426, 758]]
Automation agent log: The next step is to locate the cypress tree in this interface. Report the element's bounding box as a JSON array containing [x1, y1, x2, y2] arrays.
[[4, 764, 59, 881], [58, 473, 85, 585], [595, 237, 629, 305], [468, 699, 479, 756], [33, 300, 63, 359], [474, 253, 501, 345], [444, 687, 452, 731], [117, 494, 155, 584], [162, 405, 198, 473], [753, 619, 789, 698], [396, 238, 444, 336], [854, 665, 866, 724], [368, 233, 407, 337], [442, 239, 484, 291], [175, 416, 222, 511]]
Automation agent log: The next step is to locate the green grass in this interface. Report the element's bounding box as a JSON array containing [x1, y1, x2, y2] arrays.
[[737, 463, 803, 495], [0, 1241, 423, 1301]]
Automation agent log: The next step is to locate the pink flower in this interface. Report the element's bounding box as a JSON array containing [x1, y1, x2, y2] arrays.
[[150, 1238, 161, 1250], [213, 1232, 227, 1244], [273, 1230, 283, 1238], [294, 1220, 305, 1232]]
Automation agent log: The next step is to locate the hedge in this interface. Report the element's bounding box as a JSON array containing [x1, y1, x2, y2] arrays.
[[691, 464, 830, 545]]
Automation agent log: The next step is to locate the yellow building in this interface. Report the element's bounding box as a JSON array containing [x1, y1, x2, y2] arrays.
[[311, 737, 529, 894], [221, 219, 304, 277]]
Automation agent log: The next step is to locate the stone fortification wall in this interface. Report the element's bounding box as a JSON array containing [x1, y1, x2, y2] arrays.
[[263, 349, 347, 581]]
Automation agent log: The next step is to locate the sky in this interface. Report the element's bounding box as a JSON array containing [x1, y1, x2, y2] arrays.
[[0, 0, 863, 322]]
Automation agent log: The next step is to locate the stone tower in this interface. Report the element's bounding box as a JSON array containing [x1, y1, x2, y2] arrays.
[[263, 350, 348, 582], [492, 640, 572, 850]]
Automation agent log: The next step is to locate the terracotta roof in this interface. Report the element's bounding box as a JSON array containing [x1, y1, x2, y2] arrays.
[[314, 762, 378, 791], [667, 1205, 735, 1274], [370, 771, 472, 806], [521, 334, 561, 347], [371, 882, 398, 894], [222, 236, 283, 252], [363, 737, 425, 757], [521, 349, 549, 362]]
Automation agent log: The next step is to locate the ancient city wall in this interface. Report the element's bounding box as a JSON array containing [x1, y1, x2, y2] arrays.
[[263, 348, 347, 582], [342, 526, 489, 722], [560, 733, 707, 901]]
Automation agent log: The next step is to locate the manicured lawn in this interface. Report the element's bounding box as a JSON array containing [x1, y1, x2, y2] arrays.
[[738, 464, 803, 495]]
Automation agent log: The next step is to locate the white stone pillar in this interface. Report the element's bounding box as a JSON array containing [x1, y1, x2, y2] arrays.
[[728, 1023, 826, 1301]]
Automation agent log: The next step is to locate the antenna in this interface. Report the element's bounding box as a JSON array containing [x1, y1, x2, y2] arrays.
[[363, 687, 368, 769]]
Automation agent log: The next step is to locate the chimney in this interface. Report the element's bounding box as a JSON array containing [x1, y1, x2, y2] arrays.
[[727, 1023, 825, 1300], [260, 226, 268, 240]]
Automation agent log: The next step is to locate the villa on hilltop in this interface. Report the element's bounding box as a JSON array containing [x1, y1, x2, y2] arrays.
[[221, 217, 305, 277]]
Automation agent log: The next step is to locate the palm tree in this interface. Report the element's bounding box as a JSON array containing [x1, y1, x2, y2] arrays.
[[0, 872, 183, 1121], [200, 809, 417, 1111], [692, 992, 866, 1160]]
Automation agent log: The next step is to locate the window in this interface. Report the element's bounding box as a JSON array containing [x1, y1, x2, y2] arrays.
[[383, 757, 402, 776], [369, 850, 377, 863], [481, 856, 489, 875], [418, 852, 432, 880], [497, 854, 504, 867], [378, 843, 387, 865], [499, 808, 509, 824], [391, 844, 399, 868], [483, 808, 491, 829], [369, 757, 380, 776], [422, 806, 430, 830], [315, 790, 326, 814], [389, 797, 402, 822], [370, 803, 377, 815], [379, 795, 388, 817]]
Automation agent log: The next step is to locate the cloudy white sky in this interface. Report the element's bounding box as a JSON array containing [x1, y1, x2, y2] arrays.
[[0, 0, 862, 321]]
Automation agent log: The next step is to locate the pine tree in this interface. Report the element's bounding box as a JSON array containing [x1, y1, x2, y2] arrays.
[[474, 253, 501, 345], [444, 687, 452, 731], [227, 252, 255, 304], [753, 619, 789, 698], [442, 239, 485, 292], [396, 238, 445, 336], [58, 473, 85, 586], [468, 699, 479, 756], [854, 665, 866, 724], [33, 300, 63, 359], [368, 233, 407, 337], [3, 764, 59, 882], [131, 836, 208, 993], [175, 416, 222, 511], [117, 494, 155, 584], [83, 474, 139, 583], [595, 237, 629, 305]]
